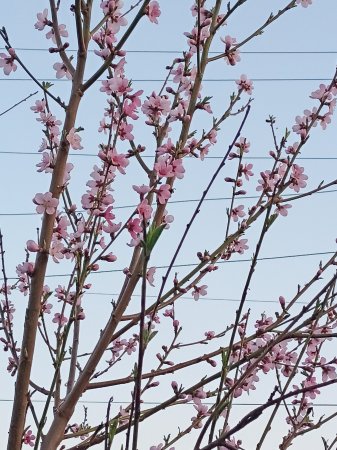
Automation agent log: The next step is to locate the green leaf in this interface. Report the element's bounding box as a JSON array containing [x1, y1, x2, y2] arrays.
[[145, 223, 165, 253], [107, 419, 118, 448], [221, 349, 228, 368], [143, 329, 158, 347], [265, 213, 278, 231], [42, 81, 54, 90]]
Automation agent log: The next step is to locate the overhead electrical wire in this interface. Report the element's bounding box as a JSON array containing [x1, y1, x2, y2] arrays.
[[0, 398, 335, 406], [1, 251, 335, 281], [0, 77, 333, 82], [1, 151, 337, 161], [1, 47, 337, 55], [1, 188, 337, 217]]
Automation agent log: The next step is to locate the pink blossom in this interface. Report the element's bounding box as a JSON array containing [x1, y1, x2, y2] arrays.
[[289, 164, 308, 192], [37, 111, 61, 127], [100, 1, 127, 32], [127, 218, 142, 239], [192, 285, 208, 301], [35, 9, 49, 30], [33, 192, 59, 215], [286, 142, 299, 155], [133, 184, 151, 196], [66, 127, 83, 150], [100, 206, 115, 226], [16, 261, 34, 277], [146, 1, 161, 24], [52, 313, 68, 326], [276, 203, 292, 216], [123, 89, 143, 119], [54, 215, 70, 239], [172, 159, 185, 179], [233, 137, 250, 156], [163, 308, 174, 319], [279, 295, 286, 309], [239, 163, 254, 181], [292, 115, 308, 139], [256, 170, 279, 193], [171, 63, 184, 84], [156, 184, 171, 204], [101, 76, 132, 96], [233, 238, 249, 254], [99, 147, 129, 174], [42, 302, 52, 314], [255, 315, 273, 332], [319, 112, 332, 130], [46, 24, 68, 43], [137, 199, 153, 220], [26, 240, 40, 252], [125, 338, 137, 355], [319, 357, 337, 382], [147, 267, 156, 286], [163, 212, 174, 228], [30, 99, 46, 113], [141, 92, 171, 122], [50, 240, 65, 263], [103, 221, 122, 234], [154, 155, 174, 178], [101, 252, 117, 263], [168, 103, 186, 123], [205, 331, 215, 340], [296, 0, 312, 7], [207, 129, 217, 144], [36, 152, 52, 173], [231, 205, 245, 222], [0, 49, 17, 75], [311, 83, 330, 101], [23, 429, 36, 447], [302, 376, 320, 399], [118, 121, 134, 140], [185, 26, 210, 54], [191, 400, 210, 428], [236, 74, 254, 94], [221, 35, 241, 66], [53, 62, 72, 80]]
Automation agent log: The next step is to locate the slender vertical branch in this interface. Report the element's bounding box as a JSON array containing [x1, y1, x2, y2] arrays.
[[131, 229, 149, 450]]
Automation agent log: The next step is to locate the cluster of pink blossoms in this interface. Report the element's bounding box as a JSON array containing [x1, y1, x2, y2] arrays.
[[16, 262, 34, 295], [257, 161, 307, 196], [98, 60, 143, 140], [34, 9, 70, 78], [109, 337, 138, 363], [31, 98, 74, 184], [293, 81, 337, 139]]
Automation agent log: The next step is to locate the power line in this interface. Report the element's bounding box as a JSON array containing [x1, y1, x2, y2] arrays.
[[0, 189, 336, 215], [0, 398, 335, 407], [1, 151, 337, 161], [1, 47, 337, 55], [1, 189, 337, 217], [85, 292, 308, 305], [2, 251, 335, 281], [0, 77, 333, 83]]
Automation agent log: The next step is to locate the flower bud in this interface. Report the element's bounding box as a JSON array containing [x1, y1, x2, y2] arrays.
[[26, 240, 40, 252]]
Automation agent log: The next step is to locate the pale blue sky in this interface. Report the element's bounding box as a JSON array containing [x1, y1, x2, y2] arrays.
[[1, 1, 337, 449]]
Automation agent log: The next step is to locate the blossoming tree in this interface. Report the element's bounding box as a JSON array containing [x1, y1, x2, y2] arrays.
[[1, 0, 337, 449]]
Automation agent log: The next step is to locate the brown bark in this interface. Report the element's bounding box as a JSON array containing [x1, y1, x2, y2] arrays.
[[6, 7, 90, 448]]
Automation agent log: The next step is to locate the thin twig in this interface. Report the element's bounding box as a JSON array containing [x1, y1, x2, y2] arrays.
[[0, 91, 38, 117]]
